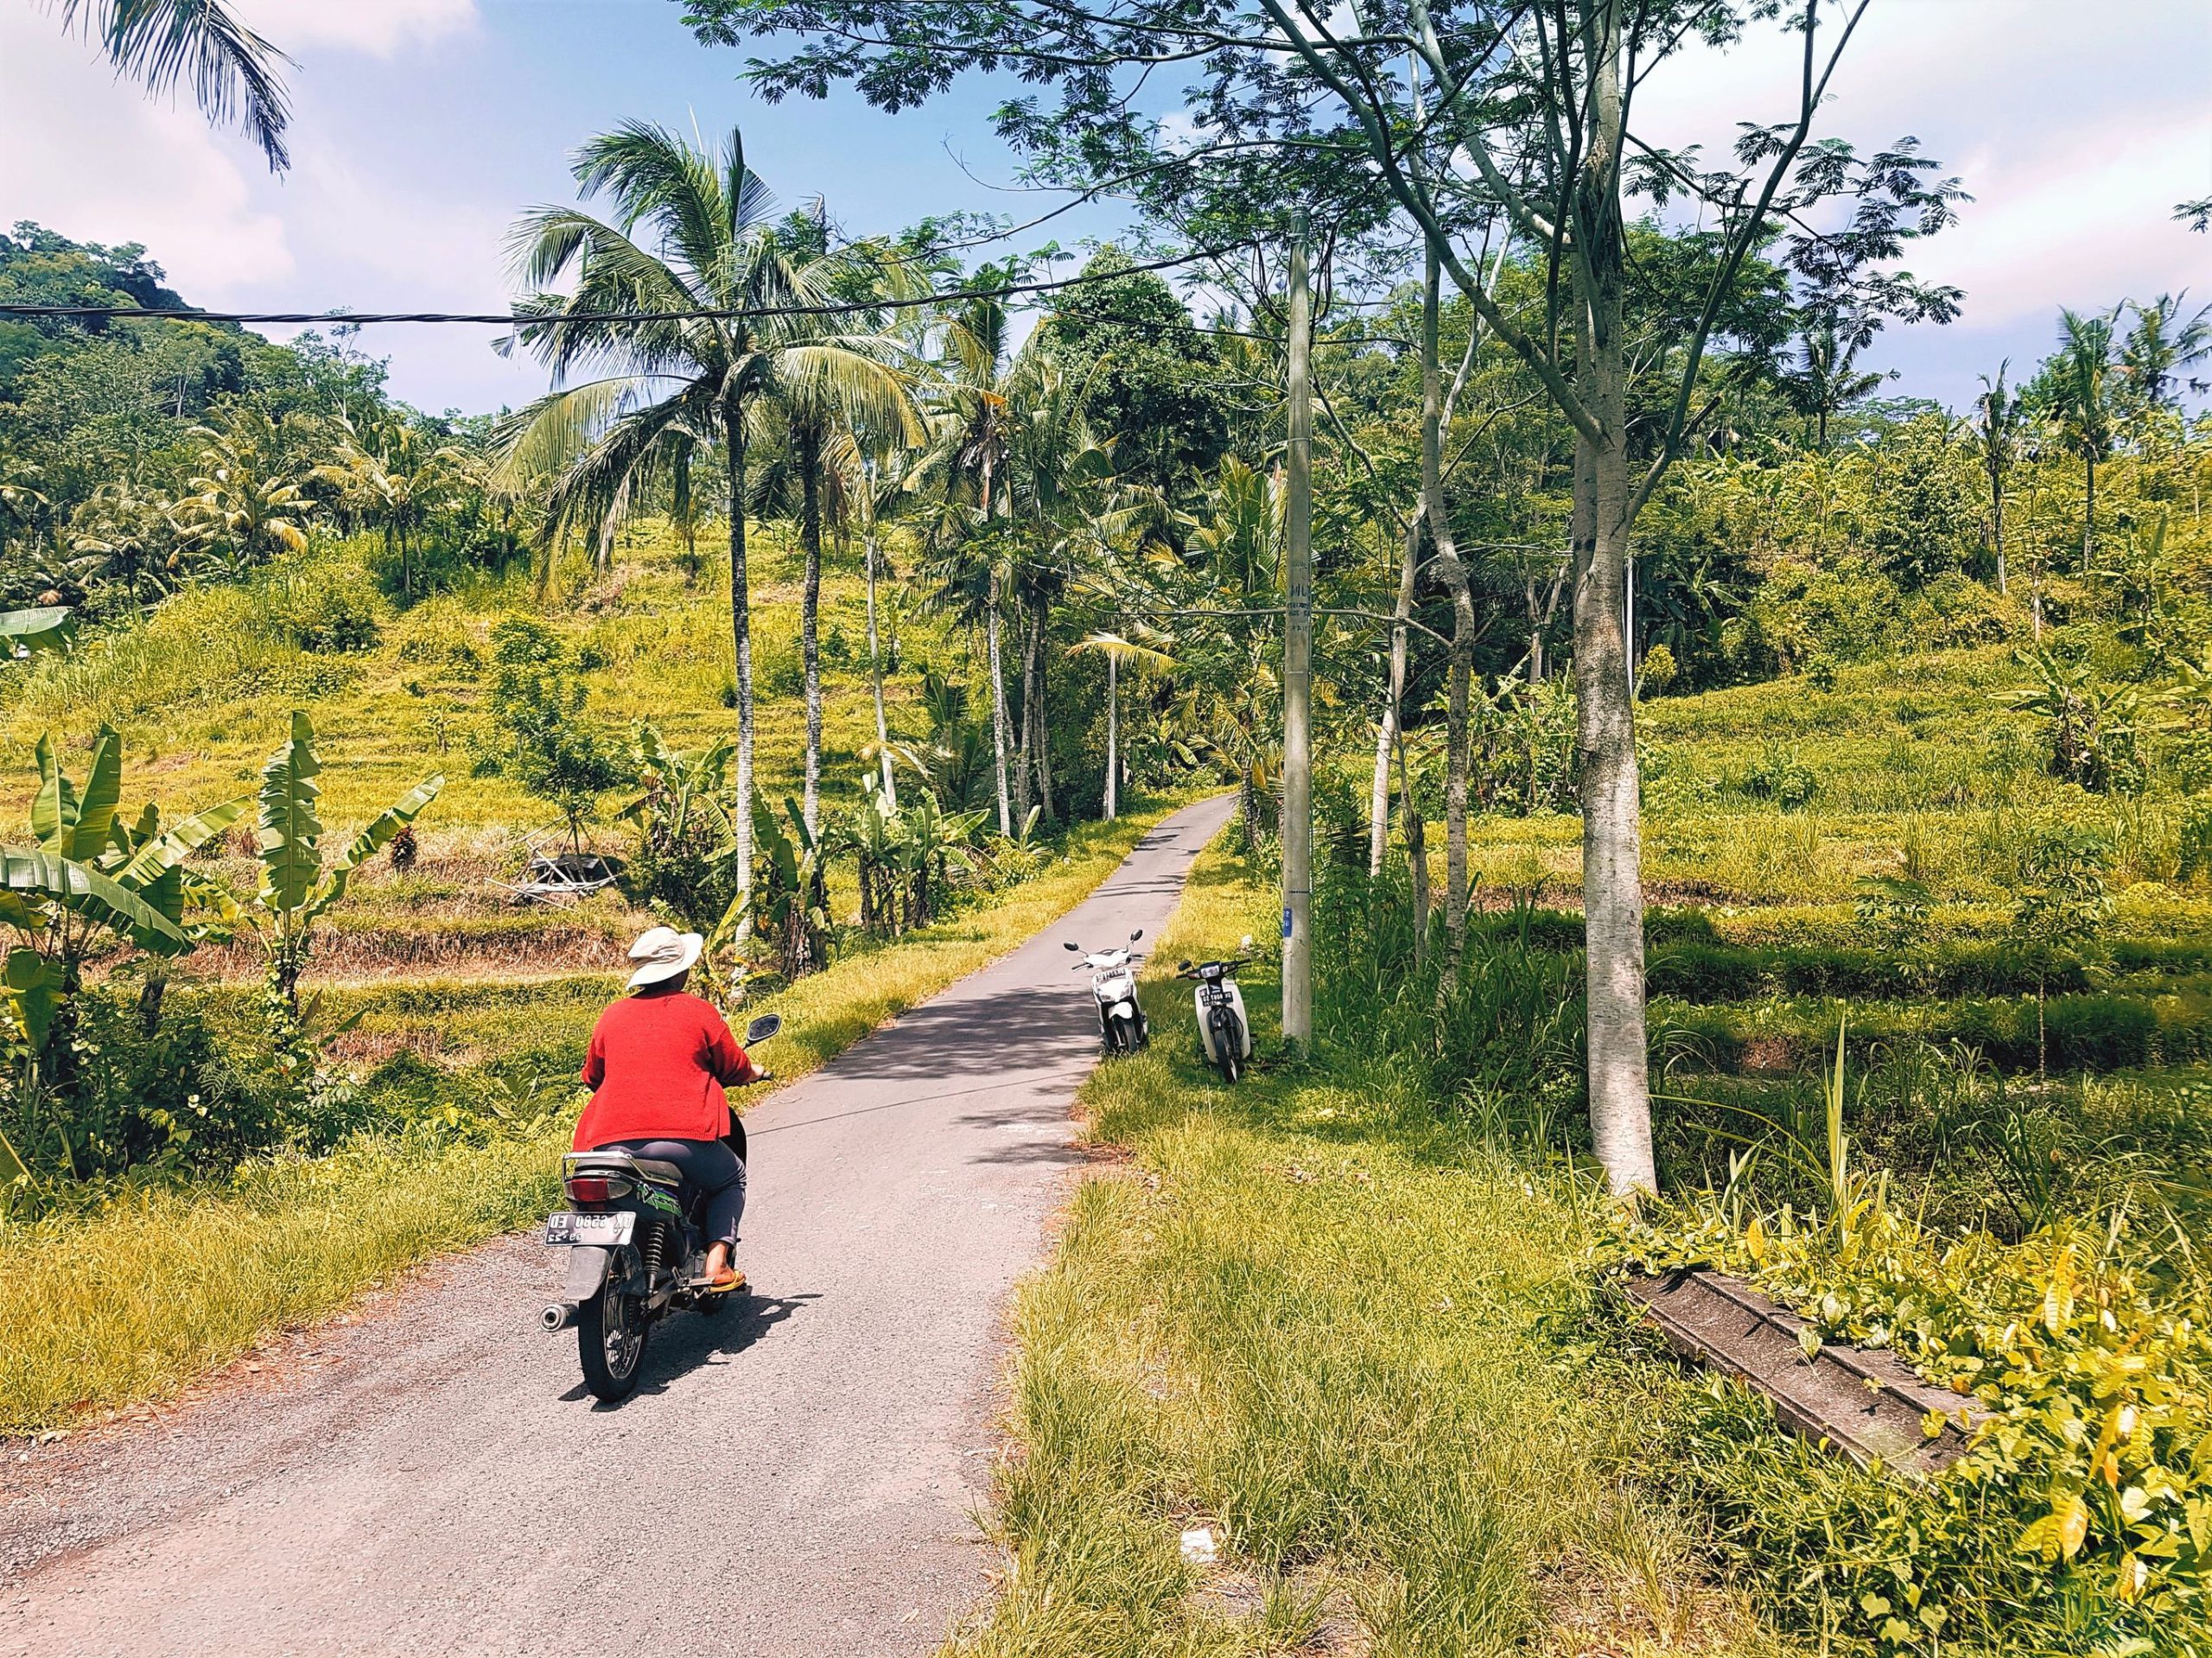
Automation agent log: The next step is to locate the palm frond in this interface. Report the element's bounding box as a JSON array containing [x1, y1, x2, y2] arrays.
[[60, 0, 293, 170]]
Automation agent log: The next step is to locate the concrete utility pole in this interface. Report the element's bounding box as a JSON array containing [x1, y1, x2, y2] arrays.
[[1281, 212, 1314, 1051]]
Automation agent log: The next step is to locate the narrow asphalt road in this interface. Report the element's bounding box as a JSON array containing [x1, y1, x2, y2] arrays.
[[1, 794, 1233, 1658]]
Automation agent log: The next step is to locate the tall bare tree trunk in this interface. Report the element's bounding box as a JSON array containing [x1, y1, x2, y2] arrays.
[[799, 422, 824, 836], [726, 405, 754, 905], [1370, 512, 1421, 878], [1014, 609, 1036, 816], [1573, 17, 1654, 1197], [1987, 452, 2008, 597], [1395, 720, 1429, 975], [2083, 454, 2097, 569], [865, 529, 896, 805], [1419, 242, 1476, 964]]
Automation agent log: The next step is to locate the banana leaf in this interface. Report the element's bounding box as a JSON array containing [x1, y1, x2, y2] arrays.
[[67, 728, 124, 861], [257, 711, 326, 913], [0, 847, 188, 952]]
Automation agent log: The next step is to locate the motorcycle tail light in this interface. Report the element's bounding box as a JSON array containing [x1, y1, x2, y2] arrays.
[[566, 1175, 627, 1203]]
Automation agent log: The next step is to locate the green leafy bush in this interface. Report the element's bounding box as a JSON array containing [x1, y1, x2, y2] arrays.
[[1620, 1201, 2212, 1655]]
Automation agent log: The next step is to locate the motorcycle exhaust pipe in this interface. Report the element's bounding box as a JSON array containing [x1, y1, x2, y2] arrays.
[[541, 1302, 578, 1331]]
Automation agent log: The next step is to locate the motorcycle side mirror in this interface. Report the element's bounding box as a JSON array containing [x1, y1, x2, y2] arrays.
[[1129, 928, 1143, 942], [1178, 960, 1192, 971], [744, 1013, 782, 1045], [1064, 941, 1082, 952]]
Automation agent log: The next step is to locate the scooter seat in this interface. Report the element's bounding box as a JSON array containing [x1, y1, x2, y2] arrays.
[[566, 1151, 685, 1188]]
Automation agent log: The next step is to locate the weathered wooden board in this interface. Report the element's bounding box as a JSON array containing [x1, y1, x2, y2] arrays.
[[1624, 1267, 1990, 1476]]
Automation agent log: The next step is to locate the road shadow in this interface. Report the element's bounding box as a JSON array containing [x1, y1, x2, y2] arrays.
[[822, 983, 1093, 1083], [578, 1291, 820, 1409]]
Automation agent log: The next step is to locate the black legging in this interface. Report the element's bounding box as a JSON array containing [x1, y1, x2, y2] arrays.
[[605, 1137, 747, 1248]]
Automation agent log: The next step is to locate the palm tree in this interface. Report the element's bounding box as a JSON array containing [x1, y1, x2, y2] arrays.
[[1786, 322, 1889, 452], [2120, 292, 2212, 409], [1972, 362, 2025, 597], [175, 404, 314, 575], [762, 227, 921, 835], [913, 286, 1023, 835], [1067, 632, 1173, 820], [55, 0, 292, 170], [312, 416, 468, 600], [2046, 308, 2122, 569], [836, 441, 921, 807], [500, 121, 912, 900]]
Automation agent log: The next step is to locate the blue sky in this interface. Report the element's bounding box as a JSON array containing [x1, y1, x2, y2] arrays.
[[3, 0, 2209, 418]]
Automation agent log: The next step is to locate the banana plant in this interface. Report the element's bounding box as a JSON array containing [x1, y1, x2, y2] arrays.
[[750, 796, 832, 981], [251, 711, 443, 1010], [899, 790, 989, 929], [0, 727, 247, 1067]]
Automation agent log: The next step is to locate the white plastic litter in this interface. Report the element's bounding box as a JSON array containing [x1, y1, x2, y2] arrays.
[[1179, 1526, 1217, 1566]]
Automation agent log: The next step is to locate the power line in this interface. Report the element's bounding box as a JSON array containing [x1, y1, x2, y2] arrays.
[[0, 238, 1410, 348], [0, 242, 1249, 329]]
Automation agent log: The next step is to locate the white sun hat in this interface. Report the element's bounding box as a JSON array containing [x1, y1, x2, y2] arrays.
[[626, 924, 704, 990]]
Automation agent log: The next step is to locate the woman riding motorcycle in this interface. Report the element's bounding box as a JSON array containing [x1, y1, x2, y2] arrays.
[[573, 926, 760, 1293]]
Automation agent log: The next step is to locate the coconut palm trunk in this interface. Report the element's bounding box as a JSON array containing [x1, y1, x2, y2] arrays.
[[1014, 611, 1036, 815], [1103, 652, 1117, 821], [987, 581, 1012, 835], [798, 420, 825, 835], [726, 405, 755, 902], [865, 530, 896, 804], [1030, 591, 1055, 820]]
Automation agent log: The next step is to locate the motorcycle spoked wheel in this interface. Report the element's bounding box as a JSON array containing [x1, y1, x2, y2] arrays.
[[578, 1282, 651, 1402]]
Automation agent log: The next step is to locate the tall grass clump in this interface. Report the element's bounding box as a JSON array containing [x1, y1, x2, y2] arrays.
[[1312, 857, 1586, 1148]]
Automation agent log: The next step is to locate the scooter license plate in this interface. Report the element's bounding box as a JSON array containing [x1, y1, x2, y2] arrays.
[[545, 1211, 633, 1247]]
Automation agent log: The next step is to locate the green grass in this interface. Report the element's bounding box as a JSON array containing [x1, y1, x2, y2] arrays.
[[0, 795, 1192, 1432], [946, 842, 1785, 1658]]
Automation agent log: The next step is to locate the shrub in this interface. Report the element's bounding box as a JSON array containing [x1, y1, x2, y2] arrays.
[[1738, 742, 1819, 810], [257, 560, 384, 653]]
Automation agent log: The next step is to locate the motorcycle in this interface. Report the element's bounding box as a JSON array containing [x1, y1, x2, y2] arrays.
[[1178, 937, 1255, 1083], [1065, 930, 1148, 1054], [541, 1011, 782, 1403]]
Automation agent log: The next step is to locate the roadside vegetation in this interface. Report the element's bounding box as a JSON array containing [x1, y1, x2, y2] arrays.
[[954, 842, 1777, 1658]]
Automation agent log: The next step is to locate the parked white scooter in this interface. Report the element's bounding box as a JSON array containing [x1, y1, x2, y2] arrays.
[[1178, 935, 1256, 1083], [1065, 930, 1149, 1054]]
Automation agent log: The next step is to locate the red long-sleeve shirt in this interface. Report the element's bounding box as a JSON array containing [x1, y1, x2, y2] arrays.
[[572, 989, 758, 1150]]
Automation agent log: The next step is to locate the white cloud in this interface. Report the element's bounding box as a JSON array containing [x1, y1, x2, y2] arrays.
[[231, 0, 479, 59], [1919, 113, 2209, 330], [0, 10, 292, 294], [281, 144, 507, 297], [1629, 1, 2211, 343]]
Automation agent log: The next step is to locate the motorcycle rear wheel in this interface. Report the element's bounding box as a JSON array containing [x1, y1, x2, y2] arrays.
[[578, 1286, 650, 1402]]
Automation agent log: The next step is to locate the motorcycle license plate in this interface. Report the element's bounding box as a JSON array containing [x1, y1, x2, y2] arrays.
[[545, 1211, 633, 1247]]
